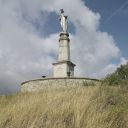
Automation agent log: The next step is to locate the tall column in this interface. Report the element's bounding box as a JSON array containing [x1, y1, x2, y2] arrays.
[[58, 32, 70, 61]]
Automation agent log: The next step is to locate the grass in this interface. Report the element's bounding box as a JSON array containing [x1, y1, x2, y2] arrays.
[[0, 85, 128, 128]]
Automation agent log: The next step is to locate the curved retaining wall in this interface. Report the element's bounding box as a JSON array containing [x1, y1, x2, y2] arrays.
[[21, 77, 100, 92]]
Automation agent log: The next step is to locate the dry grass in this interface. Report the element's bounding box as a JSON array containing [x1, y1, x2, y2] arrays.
[[0, 85, 128, 128]]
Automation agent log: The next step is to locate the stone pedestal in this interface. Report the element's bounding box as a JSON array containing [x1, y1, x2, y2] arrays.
[[53, 61, 75, 77], [53, 32, 75, 77]]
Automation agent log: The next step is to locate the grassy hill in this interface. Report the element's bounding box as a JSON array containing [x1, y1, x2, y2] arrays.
[[0, 85, 128, 128], [0, 64, 128, 128]]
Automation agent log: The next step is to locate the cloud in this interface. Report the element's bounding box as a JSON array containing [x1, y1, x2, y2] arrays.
[[91, 57, 128, 79], [0, 0, 126, 94], [120, 57, 128, 65]]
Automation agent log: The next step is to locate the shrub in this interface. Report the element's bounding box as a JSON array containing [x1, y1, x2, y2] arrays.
[[103, 63, 128, 87]]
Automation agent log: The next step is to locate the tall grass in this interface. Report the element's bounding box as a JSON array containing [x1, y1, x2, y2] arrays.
[[0, 85, 128, 128]]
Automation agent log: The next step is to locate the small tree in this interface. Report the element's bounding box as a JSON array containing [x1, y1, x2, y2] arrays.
[[103, 63, 128, 86]]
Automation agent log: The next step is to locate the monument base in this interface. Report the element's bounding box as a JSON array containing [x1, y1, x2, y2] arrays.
[[21, 77, 100, 92], [53, 61, 75, 77]]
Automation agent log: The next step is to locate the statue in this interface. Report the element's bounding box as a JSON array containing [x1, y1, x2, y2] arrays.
[[59, 9, 68, 33]]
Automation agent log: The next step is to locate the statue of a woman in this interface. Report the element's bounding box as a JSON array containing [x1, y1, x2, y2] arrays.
[[59, 9, 68, 33]]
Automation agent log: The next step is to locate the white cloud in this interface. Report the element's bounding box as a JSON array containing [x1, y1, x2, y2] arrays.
[[120, 57, 128, 65], [91, 64, 117, 79], [71, 30, 120, 76], [91, 57, 128, 79], [0, 0, 126, 93]]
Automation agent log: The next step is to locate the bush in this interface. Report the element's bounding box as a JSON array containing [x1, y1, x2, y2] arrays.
[[103, 63, 128, 87]]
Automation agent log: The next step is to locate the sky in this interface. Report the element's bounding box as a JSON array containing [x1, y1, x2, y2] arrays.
[[0, 0, 127, 94]]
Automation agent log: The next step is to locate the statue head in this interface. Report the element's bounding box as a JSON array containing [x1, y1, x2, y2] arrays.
[[60, 9, 64, 14]]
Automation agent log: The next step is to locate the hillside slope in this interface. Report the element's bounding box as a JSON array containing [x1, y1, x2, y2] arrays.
[[0, 85, 128, 128]]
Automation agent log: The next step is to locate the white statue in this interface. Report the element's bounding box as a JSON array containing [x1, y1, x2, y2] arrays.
[[59, 9, 68, 32]]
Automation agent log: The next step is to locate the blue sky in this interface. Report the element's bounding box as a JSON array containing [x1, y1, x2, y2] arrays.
[[0, 0, 127, 94], [85, 0, 128, 59]]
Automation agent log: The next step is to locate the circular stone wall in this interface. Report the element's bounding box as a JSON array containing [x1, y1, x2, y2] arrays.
[[21, 77, 100, 92]]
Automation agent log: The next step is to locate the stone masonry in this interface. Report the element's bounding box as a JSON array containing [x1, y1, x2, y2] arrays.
[[21, 77, 100, 92]]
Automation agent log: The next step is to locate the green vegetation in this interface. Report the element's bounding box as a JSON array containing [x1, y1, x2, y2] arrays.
[[0, 64, 128, 128], [103, 63, 128, 86]]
